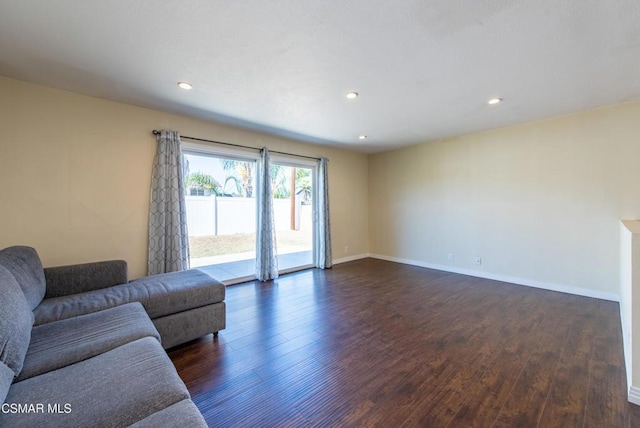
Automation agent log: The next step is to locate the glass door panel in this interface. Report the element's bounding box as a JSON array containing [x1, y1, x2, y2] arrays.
[[184, 152, 257, 282], [270, 164, 314, 271]]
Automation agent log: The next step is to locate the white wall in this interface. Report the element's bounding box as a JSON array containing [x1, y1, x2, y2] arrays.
[[369, 102, 640, 299]]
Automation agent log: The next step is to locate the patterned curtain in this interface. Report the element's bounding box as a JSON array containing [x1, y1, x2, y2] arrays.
[[316, 157, 332, 269], [255, 148, 279, 281], [148, 130, 190, 275]]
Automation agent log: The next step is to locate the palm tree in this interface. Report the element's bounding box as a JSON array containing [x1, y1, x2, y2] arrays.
[[185, 171, 221, 196], [270, 164, 290, 199], [220, 159, 254, 197], [295, 168, 312, 203], [217, 160, 311, 202]]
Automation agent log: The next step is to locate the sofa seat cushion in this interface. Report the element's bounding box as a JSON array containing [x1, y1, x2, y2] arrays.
[[33, 268, 225, 325], [1, 337, 190, 428], [0, 266, 34, 379], [0, 246, 46, 310], [18, 302, 160, 382], [128, 399, 208, 427]]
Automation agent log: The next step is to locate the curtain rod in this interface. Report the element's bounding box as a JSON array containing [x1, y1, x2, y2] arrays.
[[152, 130, 320, 161]]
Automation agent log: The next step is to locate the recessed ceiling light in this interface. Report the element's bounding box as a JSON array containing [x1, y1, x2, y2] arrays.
[[488, 97, 502, 105], [346, 91, 359, 99], [358, 135, 367, 140], [177, 82, 193, 90]]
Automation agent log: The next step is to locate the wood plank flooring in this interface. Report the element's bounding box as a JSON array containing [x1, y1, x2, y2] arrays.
[[168, 258, 640, 427]]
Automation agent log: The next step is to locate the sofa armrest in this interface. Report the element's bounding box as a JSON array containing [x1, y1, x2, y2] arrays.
[[44, 260, 128, 299]]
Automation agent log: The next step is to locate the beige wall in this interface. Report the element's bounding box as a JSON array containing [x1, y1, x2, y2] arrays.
[[3, 73, 639, 297], [369, 102, 640, 297], [0, 77, 369, 278]]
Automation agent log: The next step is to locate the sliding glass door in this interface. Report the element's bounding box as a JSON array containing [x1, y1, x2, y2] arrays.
[[183, 147, 317, 282], [270, 162, 315, 272], [183, 151, 257, 282]]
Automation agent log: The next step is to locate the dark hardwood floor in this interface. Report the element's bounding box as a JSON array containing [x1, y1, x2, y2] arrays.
[[169, 258, 640, 427]]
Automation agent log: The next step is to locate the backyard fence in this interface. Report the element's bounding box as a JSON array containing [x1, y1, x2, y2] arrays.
[[186, 196, 312, 236]]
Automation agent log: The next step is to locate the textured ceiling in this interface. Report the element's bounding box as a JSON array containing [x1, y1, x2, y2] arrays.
[[1, 0, 639, 153]]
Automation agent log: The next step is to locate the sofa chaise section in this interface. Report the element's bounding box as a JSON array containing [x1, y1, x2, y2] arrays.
[[34, 267, 226, 349], [0, 246, 226, 349]]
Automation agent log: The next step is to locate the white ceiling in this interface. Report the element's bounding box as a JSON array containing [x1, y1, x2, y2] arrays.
[[1, 0, 639, 153]]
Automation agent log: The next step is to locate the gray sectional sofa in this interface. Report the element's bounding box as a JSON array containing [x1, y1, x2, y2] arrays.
[[0, 245, 226, 427]]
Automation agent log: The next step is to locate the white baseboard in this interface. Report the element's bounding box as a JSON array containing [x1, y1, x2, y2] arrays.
[[368, 253, 620, 302], [629, 387, 640, 406], [332, 253, 370, 265]]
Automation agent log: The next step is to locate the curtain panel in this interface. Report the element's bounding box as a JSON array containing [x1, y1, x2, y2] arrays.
[[255, 148, 279, 281], [148, 129, 190, 275], [316, 157, 332, 269]]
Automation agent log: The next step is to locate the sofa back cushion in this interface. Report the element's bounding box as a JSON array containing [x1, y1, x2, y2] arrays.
[[0, 265, 34, 379], [0, 246, 46, 310]]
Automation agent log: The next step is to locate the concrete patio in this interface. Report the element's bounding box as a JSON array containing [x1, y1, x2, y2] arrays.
[[193, 250, 314, 284]]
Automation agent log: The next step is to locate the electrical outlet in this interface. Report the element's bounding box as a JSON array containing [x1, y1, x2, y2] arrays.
[[447, 253, 454, 262], [475, 257, 482, 265], [344, 245, 349, 254]]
